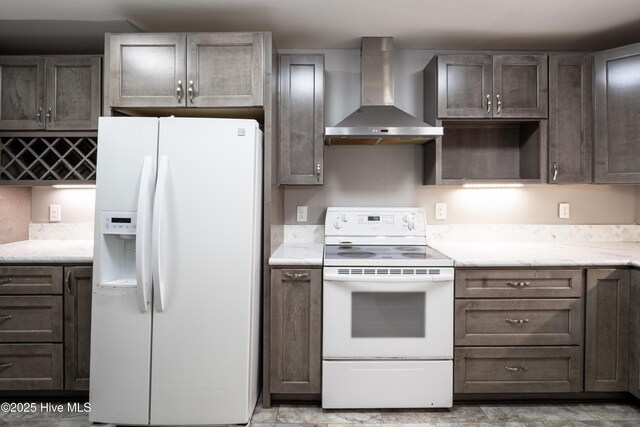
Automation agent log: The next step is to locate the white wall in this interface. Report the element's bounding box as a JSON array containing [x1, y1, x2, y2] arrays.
[[281, 48, 639, 225], [31, 187, 95, 223]]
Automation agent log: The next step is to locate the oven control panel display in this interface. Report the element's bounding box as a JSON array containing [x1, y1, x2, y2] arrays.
[[358, 215, 394, 225]]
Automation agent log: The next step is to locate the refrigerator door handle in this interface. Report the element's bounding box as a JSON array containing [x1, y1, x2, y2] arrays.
[[152, 156, 169, 311], [135, 156, 154, 313]]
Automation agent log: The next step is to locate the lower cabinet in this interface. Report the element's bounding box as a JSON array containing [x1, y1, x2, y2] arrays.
[[454, 268, 585, 394], [269, 267, 321, 395], [585, 268, 630, 391], [64, 266, 92, 390], [630, 269, 640, 398], [0, 264, 92, 391]]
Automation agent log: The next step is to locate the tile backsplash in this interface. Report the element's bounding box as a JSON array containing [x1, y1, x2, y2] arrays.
[[29, 223, 94, 240]]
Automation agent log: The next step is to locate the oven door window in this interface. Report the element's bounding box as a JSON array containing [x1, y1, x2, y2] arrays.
[[351, 292, 425, 338]]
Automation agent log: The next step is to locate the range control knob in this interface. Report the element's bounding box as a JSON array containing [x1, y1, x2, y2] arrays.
[[407, 220, 416, 230], [334, 220, 342, 229], [341, 214, 349, 222], [402, 214, 409, 222]]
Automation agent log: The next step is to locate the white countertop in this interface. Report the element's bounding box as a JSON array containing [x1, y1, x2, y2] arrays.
[[0, 240, 94, 263], [269, 242, 324, 266], [429, 241, 640, 268]]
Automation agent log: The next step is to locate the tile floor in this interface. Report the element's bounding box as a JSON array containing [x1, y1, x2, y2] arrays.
[[1, 399, 639, 426]]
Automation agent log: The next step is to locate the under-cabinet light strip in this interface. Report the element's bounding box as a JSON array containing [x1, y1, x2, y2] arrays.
[[462, 183, 525, 189], [52, 184, 96, 189]]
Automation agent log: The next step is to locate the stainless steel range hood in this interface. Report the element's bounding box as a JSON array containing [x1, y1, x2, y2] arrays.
[[325, 37, 443, 145]]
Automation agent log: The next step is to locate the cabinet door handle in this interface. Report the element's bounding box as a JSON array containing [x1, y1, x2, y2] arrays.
[[506, 281, 529, 288], [505, 365, 527, 372], [36, 107, 44, 126], [316, 163, 322, 182], [553, 161, 558, 181], [496, 94, 502, 113], [505, 318, 529, 324], [0, 315, 12, 321], [176, 80, 183, 102], [0, 277, 12, 285], [188, 80, 195, 103], [46, 107, 52, 124], [65, 269, 73, 294], [486, 94, 492, 113], [283, 272, 309, 279], [0, 362, 12, 369]]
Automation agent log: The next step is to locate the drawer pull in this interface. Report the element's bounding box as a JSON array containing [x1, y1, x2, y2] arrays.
[[0, 277, 12, 285], [0, 315, 12, 321], [505, 365, 528, 372], [0, 362, 12, 369], [505, 318, 529, 324], [506, 281, 530, 288], [283, 272, 309, 279]]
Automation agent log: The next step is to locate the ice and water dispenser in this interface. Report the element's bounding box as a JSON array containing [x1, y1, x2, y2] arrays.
[[98, 211, 138, 287]]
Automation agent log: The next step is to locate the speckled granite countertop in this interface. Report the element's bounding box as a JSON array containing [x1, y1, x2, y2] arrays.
[[269, 243, 324, 266], [429, 241, 640, 268], [0, 240, 93, 263]]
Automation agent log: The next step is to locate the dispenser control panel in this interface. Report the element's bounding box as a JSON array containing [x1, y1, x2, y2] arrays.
[[102, 211, 137, 235]]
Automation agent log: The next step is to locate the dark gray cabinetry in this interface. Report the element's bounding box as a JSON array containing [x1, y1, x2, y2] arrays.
[[0, 56, 100, 131], [63, 266, 92, 390], [548, 54, 593, 183], [269, 268, 321, 395], [433, 54, 548, 119], [454, 268, 584, 394], [585, 269, 630, 391], [630, 269, 640, 398], [594, 42, 640, 183], [279, 54, 324, 185], [108, 33, 264, 109]]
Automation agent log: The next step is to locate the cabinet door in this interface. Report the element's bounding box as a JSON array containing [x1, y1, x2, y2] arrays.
[[0, 56, 46, 130], [493, 55, 548, 118], [64, 266, 92, 390], [186, 33, 264, 107], [270, 268, 321, 394], [594, 43, 640, 183], [45, 56, 101, 130], [630, 269, 640, 398], [548, 55, 592, 183], [108, 34, 187, 108], [585, 269, 630, 391], [279, 54, 324, 185], [437, 55, 493, 118]]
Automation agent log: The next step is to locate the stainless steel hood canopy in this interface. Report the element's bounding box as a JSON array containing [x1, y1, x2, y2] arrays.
[[325, 37, 443, 145]]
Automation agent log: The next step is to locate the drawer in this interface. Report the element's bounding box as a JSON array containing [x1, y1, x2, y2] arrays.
[[455, 299, 582, 346], [455, 269, 583, 298], [0, 344, 63, 390], [0, 296, 63, 342], [454, 346, 583, 393], [0, 266, 63, 295]]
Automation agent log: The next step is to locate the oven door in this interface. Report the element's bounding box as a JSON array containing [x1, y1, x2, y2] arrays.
[[323, 268, 454, 359]]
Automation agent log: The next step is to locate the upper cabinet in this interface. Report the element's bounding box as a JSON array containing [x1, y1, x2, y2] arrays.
[[107, 33, 264, 109], [278, 54, 324, 185], [548, 54, 593, 183], [0, 56, 101, 131], [434, 54, 548, 119], [594, 42, 640, 183]]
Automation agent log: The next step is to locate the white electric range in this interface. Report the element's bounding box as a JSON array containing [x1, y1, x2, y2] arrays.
[[322, 207, 454, 409]]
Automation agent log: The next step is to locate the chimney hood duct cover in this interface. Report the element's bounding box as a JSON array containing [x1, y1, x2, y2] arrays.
[[325, 37, 443, 145]]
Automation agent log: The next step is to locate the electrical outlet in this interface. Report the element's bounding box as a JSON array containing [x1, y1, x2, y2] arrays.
[[559, 203, 570, 219], [435, 203, 447, 220], [296, 206, 308, 222], [49, 205, 61, 222]]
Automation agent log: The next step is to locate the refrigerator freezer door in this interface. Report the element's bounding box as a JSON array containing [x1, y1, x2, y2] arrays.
[[149, 118, 262, 425], [90, 117, 158, 425]]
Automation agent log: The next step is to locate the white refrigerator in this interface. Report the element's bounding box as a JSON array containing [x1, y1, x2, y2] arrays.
[[89, 117, 262, 425]]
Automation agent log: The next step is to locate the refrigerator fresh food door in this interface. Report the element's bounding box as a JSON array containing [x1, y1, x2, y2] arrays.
[[149, 118, 262, 425], [89, 117, 158, 425]]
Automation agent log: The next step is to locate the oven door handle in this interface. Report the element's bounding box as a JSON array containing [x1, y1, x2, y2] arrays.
[[323, 273, 454, 282]]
